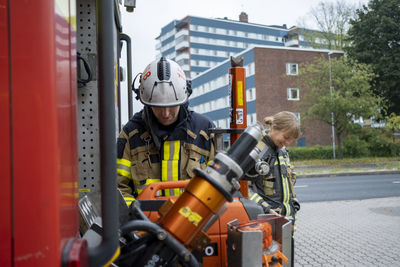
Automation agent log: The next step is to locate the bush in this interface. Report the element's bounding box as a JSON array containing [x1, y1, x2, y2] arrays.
[[347, 128, 400, 157], [289, 145, 336, 160], [391, 142, 400, 156], [343, 137, 369, 158], [289, 134, 400, 160]]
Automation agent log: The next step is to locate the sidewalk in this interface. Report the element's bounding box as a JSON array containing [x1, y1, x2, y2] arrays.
[[294, 196, 400, 266], [295, 161, 400, 178]]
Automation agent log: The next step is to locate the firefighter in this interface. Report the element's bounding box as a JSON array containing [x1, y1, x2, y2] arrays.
[[247, 111, 300, 265], [117, 57, 216, 206], [247, 111, 301, 220]]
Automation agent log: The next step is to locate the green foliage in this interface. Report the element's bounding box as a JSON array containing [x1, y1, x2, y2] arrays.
[[290, 139, 399, 160], [356, 127, 400, 157], [297, 56, 382, 158], [290, 126, 400, 159], [289, 145, 336, 160], [386, 114, 400, 133], [346, 0, 400, 115], [342, 137, 369, 157]]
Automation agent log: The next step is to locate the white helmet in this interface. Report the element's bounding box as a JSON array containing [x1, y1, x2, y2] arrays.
[[138, 57, 189, 107]]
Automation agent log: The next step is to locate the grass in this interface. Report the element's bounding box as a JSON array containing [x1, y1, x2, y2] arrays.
[[294, 157, 400, 175], [292, 156, 400, 166]]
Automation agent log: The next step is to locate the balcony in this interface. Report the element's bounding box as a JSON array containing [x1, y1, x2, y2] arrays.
[[175, 52, 189, 62], [175, 29, 189, 40], [175, 39, 189, 51], [285, 39, 299, 47]]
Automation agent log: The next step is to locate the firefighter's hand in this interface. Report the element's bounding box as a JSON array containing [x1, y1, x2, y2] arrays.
[[268, 209, 278, 215]]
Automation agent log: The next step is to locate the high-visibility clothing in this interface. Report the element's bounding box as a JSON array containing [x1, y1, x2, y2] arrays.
[[247, 135, 300, 221], [117, 106, 215, 206]]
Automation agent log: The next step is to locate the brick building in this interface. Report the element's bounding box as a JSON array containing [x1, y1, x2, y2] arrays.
[[190, 45, 343, 147]]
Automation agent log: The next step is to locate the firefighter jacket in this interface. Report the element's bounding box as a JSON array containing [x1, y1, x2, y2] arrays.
[[117, 106, 215, 206], [247, 135, 300, 220]]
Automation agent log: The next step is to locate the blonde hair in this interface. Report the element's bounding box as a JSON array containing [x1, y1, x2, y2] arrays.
[[263, 111, 301, 139]]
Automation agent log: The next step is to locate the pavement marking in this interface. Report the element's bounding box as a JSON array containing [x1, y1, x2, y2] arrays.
[[393, 181, 400, 184], [295, 185, 309, 188]]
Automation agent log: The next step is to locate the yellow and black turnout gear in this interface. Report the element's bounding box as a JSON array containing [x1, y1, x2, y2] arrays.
[[247, 135, 300, 221], [117, 106, 215, 206]]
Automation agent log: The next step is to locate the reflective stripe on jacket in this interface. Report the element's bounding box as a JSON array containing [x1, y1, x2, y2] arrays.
[[117, 108, 215, 205], [247, 136, 298, 219]]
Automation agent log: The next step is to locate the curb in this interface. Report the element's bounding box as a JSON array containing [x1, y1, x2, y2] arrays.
[[297, 170, 400, 178]]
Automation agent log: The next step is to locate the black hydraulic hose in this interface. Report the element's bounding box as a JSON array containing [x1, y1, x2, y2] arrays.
[[88, 0, 119, 266], [120, 221, 199, 267], [120, 33, 133, 119]]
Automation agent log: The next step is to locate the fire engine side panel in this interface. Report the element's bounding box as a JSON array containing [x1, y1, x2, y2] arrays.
[[55, 0, 80, 242], [10, 1, 64, 265], [0, 0, 12, 265]]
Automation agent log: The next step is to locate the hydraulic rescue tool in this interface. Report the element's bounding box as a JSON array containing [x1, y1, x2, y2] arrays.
[[108, 123, 291, 266]]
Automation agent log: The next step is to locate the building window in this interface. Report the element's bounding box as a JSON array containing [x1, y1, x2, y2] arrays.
[[287, 88, 300, 100], [286, 63, 298, 75]]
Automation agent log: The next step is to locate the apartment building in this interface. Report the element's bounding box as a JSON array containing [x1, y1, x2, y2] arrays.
[[156, 13, 340, 147], [189, 45, 343, 147], [156, 12, 306, 79]]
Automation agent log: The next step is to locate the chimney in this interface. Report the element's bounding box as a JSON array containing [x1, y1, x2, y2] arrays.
[[239, 12, 248, 23]]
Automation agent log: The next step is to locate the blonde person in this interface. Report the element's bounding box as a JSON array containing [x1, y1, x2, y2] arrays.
[[247, 111, 300, 264]]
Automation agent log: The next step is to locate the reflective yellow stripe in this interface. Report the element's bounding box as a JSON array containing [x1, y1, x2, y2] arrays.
[[162, 140, 181, 196], [250, 193, 261, 202], [124, 196, 135, 206], [278, 156, 289, 166], [282, 173, 291, 216], [117, 168, 131, 178], [117, 158, 132, 178], [117, 158, 131, 167], [133, 178, 161, 185], [164, 141, 170, 160], [117, 163, 130, 173], [173, 141, 180, 160], [172, 140, 180, 195], [135, 179, 161, 195]]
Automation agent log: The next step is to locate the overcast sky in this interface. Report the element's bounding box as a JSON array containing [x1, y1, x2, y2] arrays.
[[118, 0, 368, 122]]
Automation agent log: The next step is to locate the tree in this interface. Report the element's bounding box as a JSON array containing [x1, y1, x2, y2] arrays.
[[346, 0, 400, 115], [386, 113, 400, 142], [298, 56, 382, 158], [299, 0, 358, 50]]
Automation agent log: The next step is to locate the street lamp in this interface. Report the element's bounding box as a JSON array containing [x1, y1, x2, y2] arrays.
[[328, 52, 336, 159]]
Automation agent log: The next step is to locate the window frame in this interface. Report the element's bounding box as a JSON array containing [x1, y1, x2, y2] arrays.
[[287, 88, 300, 101], [286, 63, 298, 75]]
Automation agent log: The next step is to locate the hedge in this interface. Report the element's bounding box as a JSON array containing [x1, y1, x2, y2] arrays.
[[289, 145, 336, 161], [289, 141, 400, 160]]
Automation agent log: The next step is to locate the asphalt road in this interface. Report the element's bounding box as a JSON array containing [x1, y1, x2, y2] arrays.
[[295, 173, 400, 202]]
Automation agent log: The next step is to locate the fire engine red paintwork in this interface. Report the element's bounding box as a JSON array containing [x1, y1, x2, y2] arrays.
[[0, 0, 12, 266], [1, 1, 79, 266]]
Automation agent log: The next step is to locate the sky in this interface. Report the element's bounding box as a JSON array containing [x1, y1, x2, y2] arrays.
[[118, 0, 368, 123]]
